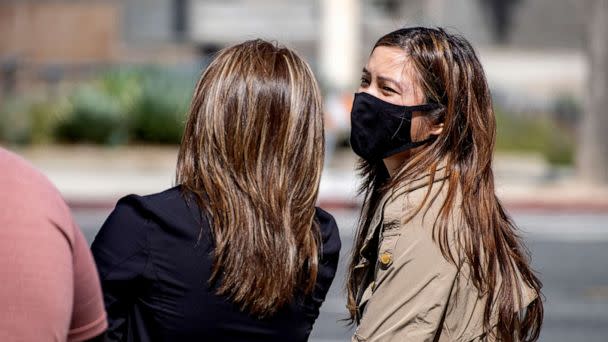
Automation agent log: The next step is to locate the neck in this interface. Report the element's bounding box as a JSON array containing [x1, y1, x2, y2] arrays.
[[382, 150, 412, 177]]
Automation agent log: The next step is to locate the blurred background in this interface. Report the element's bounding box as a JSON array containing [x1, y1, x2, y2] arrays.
[[1, 0, 607, 341]]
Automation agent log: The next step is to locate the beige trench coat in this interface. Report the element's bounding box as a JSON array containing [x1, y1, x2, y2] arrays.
[[352, 166, 538, 342]]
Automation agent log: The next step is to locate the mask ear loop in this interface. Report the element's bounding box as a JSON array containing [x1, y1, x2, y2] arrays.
[[389, 104, 439, 140], [390, 113, 408, 140]]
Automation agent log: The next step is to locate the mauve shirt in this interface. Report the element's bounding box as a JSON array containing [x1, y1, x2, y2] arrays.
[[0, 148, 107, 341]]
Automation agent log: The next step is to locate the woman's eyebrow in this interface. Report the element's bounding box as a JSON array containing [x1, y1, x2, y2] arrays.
[[376, 75, 403, 92], [362, 67, 403, 92]]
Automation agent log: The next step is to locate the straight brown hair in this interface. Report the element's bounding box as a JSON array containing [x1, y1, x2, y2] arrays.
[[346, 27, 543, 341], [176, 39, 325, 317]]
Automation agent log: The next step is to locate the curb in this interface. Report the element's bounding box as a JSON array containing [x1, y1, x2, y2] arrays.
[[317, 199, 608, 214], [503, 200, 608, 214], [66, 197, 608, 214]]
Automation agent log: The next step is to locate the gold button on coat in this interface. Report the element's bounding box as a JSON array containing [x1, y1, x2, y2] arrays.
[[379, 252, 392, 268]]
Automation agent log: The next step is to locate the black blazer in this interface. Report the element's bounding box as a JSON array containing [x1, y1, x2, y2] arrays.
[[91, 186, 341, 342]]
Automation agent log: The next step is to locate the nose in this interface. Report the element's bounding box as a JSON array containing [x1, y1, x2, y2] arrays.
[[357, 87, 381, 99]]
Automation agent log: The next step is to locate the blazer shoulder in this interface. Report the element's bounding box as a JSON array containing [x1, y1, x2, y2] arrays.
[[315, 207, 341, 256], [112, 186, 206, 239]]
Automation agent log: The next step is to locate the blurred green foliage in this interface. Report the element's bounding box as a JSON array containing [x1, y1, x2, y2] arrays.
[[0, 66, 195, 146], [0, 68, 578, 166], [0, 96, 67, 145], [0, 98, 31, 144], [495, 110, 576, 166], [128, 69, 191, 144], [56, 86, 126, 145]]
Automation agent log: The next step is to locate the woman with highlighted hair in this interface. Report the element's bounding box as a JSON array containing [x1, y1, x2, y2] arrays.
[[346, 27, 543, 341], [92, 39, 340, 342]]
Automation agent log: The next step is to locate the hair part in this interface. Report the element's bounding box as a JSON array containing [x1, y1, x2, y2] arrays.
[[177, 39, 324, 317], [346, 27, 543, 341]]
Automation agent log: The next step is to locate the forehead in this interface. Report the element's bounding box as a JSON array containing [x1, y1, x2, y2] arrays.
[[365, 46, 412, 79]]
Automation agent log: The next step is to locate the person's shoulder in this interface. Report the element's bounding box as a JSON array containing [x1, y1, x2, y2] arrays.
[[92, 186, 196, 266], [0, 148, 66, 205], [110, 186, 207, 242], [116, 185, 183, 206], [390, 171, 456, 220], [0, 148, 76, 241], [1, 148, 47, 183], [139, 185, 186, 204], [110, 185, 196, 224], [314, 207, 341, 256]]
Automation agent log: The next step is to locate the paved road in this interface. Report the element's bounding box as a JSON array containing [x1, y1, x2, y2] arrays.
[[75, 209, 608, 342]]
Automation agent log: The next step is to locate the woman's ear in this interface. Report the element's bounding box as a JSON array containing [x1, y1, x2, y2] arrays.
[[430, 122, 444, 136]]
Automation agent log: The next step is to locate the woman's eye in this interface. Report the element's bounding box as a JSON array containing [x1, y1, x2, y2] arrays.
[[360, 77, 370, 86], [382, 86, 396, 93]]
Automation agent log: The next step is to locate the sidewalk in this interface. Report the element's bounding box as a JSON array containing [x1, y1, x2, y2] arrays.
[[12, 145, 608, 213]]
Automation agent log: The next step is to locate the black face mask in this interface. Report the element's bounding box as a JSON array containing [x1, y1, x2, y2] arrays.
[[350, 92, 441, 162]]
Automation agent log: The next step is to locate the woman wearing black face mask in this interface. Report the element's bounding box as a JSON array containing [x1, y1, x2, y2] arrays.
[[346, 27, 544, 342]]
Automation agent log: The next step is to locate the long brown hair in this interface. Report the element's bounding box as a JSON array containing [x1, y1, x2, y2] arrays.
[[346, 27, 543, 341], [176, 39, 324, 317]]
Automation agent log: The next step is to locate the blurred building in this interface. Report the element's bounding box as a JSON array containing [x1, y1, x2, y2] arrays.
[[0, 1, 120, 64], [374, 0, 586, 49], [1, 0, 120, 94], [0, 0, 589, 104], [0, 0, 197, 96]]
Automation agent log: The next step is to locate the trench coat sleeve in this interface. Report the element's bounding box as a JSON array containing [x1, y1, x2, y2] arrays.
[[352, 219, 459, 342]]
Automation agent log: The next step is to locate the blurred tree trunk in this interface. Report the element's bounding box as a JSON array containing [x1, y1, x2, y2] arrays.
[[579, 0, 608, 183]]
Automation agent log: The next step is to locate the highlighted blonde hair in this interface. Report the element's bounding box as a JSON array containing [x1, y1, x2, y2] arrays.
[[177, 39, 324, 316]]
